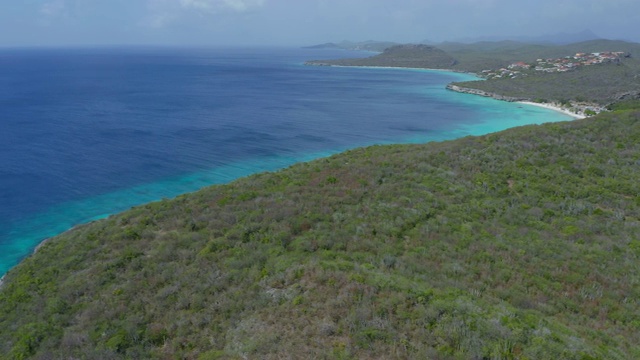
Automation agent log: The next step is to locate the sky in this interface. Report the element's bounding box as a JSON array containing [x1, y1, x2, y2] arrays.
[[0, 0, 639, 47]]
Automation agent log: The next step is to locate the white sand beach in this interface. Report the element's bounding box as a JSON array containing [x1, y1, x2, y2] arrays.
[[518, 101, 586, 119]]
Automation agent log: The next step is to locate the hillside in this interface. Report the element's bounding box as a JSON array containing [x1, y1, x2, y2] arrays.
[[2, 108, 640, 359], [306, 39, 640, 73], [305, 44, 457, 69], [443, 39, 640, 72], [445, 40, 640, 106], [306, 39, 640, 106], [450, 59, 640, 106]]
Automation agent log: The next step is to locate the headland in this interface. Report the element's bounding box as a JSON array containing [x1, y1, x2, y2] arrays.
[[306, 40, 640, 117]]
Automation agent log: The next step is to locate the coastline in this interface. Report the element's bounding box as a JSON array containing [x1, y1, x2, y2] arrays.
[[0, 221, 89, 287], [1, 59, 583, 280], [446, 84, 589, 119], [308, 63, 588, 120], [305, 62, 476, 76]]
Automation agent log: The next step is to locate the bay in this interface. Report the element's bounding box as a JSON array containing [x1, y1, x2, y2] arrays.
[[0, 47, 573, 275]]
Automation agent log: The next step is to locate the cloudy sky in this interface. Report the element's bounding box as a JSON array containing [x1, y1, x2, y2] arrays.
[[1, 0, 638, 47]]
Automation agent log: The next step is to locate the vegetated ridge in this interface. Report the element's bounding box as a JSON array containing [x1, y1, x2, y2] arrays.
[[448, 41, 640, 109], [2, 104, 640, 359], [306, 44, 457, 69], [303, 40, 398, 52]]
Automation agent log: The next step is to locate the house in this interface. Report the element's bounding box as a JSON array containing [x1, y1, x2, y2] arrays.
[[508, 61, 530, 70]]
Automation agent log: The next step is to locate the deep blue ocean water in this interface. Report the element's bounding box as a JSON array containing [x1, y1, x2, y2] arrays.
[[0, 47, 574, 276]]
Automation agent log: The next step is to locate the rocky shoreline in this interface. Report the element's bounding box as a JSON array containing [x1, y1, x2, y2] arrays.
[[446, 84, 598, 118], [304, 62, 473, 75], [306, 56, 604, 119], [445, 84, 527, 102]]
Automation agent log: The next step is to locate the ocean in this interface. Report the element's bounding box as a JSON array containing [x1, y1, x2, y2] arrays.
[[0, 47, 574, 276]]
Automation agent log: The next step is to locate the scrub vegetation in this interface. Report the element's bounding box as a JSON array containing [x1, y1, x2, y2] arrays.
[[441, 39, 640, 73], [451, 56, 640, 105], [2, 106, 640, 359]]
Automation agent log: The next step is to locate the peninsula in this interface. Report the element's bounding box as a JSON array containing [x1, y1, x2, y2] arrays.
[[306, 39, 640, 116], [303, 40, 398, 52], [306, 44, 457, 69]]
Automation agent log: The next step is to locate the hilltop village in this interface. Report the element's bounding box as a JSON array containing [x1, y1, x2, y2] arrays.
[[481, 51, 630, 79]]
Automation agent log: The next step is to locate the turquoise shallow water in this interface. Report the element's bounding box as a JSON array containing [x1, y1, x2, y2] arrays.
[[0, 48, 574, 276]]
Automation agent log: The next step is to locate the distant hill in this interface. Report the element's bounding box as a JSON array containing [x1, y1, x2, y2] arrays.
[[303, 40, 398, 52], [306, 39, 640, 73], [452, 29, 602, 45], [524, 29, 602, 45], [306, 44, 457, 69], [307, 39, 640, 73], [441, 39, 640, 72], [304, 42, 342, 49]]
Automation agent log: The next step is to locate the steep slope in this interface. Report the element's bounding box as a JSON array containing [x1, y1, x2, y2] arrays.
[[2, 110, 640, 359]]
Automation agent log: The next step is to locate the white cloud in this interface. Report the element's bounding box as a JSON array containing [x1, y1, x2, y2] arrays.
[[14, 0, 638, 46], [143, 0, 265, 28], [179, 0, 265, 13], [40, 0, 67, 17]]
